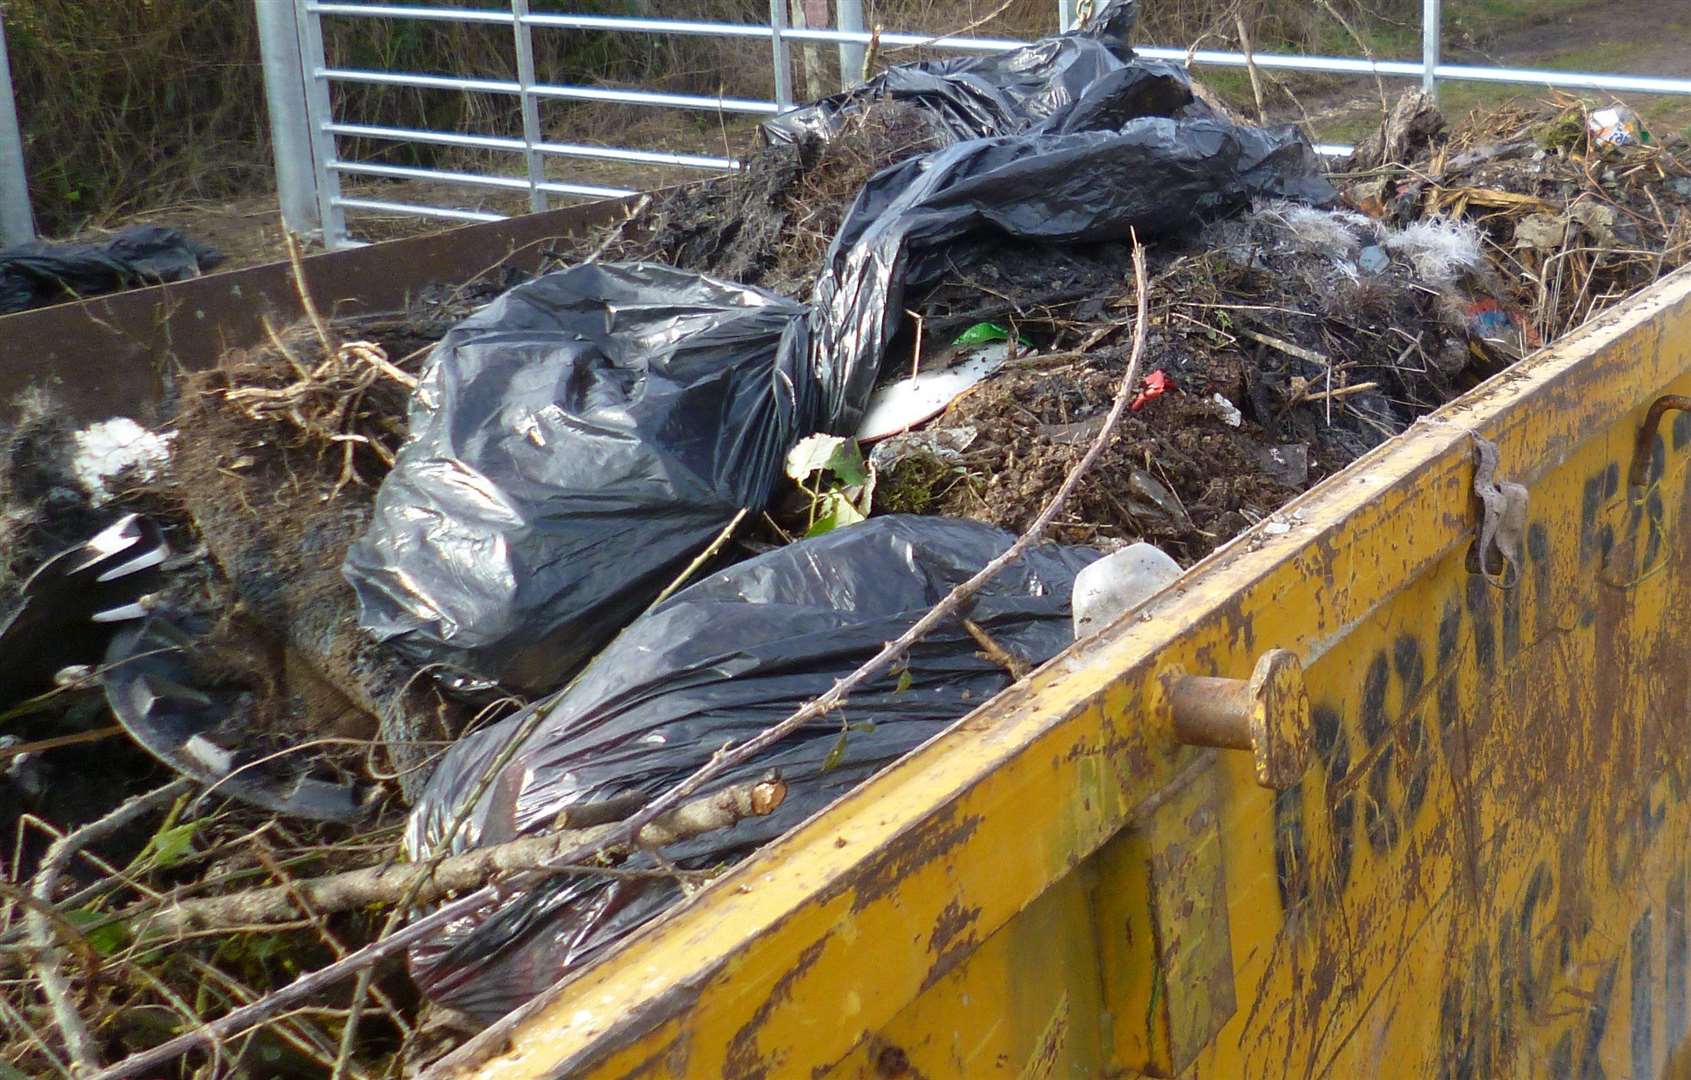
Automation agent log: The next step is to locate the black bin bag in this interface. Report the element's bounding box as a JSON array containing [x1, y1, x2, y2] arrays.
[[342, 263, 816, 695], [0, 225, 222, 314], [404, 515, 1099, 1021], [760, 0, 1179, 145], [808, 117, 1336, 431]]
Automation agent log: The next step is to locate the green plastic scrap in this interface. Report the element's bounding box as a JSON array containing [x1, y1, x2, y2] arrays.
[[952, 321, 1032, 348]]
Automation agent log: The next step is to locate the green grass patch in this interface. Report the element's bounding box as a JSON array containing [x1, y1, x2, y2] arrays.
[[1444, 0, 1589, 42]]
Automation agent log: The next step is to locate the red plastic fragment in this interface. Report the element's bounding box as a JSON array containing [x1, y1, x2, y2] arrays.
[[1130, 369, 1174, 412]]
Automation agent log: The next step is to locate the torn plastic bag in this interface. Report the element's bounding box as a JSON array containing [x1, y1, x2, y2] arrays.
[[403, 515, 1098, 1021], [101, 615, 376, 822], [809, 117, 1336, 430], [0, 225, 222, 314], [0, 513, 168, 711], [342, 262, 817, 695], [761, 0, 1174, 145]]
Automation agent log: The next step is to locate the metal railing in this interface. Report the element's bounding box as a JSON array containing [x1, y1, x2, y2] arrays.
[[262, 0, 1691, 250], [0, 14, 36, 246], [4, 3, 1689, 253]]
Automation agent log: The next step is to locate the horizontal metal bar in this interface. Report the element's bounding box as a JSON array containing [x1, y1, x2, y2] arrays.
[[318, 68, 779, 113], [1134, 46, 1426, 78], [530, 83, 778, 113], [334, 159, 534, 189], [309, 2, 513, 24], [333, 196, 507, 222], [525, 15, 1024, 53], [1432, 62, 1691, 97], [326, 121, 526, 152], [1134, 47, 1691, 96], [537, 141, 735, 170], [309, 5, 1022, 51], [323, 122, 736, 169], [321, 67, 520, 94], [332, 159, 637, 199], [309, 5, 1691, 97]]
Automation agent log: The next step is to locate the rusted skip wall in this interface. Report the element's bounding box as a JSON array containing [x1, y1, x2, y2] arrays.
[[0, 199, 629, 426]]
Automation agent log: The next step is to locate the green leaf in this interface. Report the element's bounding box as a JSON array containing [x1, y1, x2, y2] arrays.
[[820, 729, 850, 774], [895, 669, 913, 694], [804, 491, 867, 537], [785, 433, 849, 483], [953, 321, 1011, 347], [823, 439, 869, 487], [65, 908, 130, 957], [953, 321, 1032, 348], [143, 820, 200, 869]]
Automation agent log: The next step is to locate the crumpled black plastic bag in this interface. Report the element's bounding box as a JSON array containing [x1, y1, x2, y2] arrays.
[[0, 225, 222, 314], [808, 117, 1336, 430], [344, 7, 1331, 695], [342, 262, 816, 694], [762, 0, 1162, 145], [403, 515, 1098, 1021]]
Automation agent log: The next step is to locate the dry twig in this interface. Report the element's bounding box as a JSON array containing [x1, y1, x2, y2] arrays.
[[28, 779, 192, 1074]]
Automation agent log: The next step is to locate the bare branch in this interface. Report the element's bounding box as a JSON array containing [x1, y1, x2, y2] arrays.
[[139, 778, 787, 936], [28, 779, 193, 1074]]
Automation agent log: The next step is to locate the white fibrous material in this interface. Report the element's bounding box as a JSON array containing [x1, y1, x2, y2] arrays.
[[72, 418, 174, 504], [1257, 200, 1380, 260], [1383, 216, 1484, 287]]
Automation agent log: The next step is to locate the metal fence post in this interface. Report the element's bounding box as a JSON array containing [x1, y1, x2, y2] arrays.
[[511, 0, 547, 214], [1422, 0, 1440, 100], [0, 12, 35, 246], [256, 0, 322, 238], [769, 0, 794, 110], [1057, 0, 1080, 32], [292, 0, 351, 248], [836, 0, 865, 90]]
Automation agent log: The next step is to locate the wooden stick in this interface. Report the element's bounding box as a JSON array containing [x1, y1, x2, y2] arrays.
[[135, 778, 786, 937], [962, 619, 1030, 680], [1240, 327, 1330, 367], [1299, 380, 1380, 404], [644, 507, 750, 615], [0, 724, 123, 762]]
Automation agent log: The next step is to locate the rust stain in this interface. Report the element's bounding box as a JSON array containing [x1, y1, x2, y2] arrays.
[[1016, 993, 1071, 1080], [921, 900, 983, 992], [723, 938, 827, 1080], [871, 1041, 929, 1079], [839, 809, 982, 914]]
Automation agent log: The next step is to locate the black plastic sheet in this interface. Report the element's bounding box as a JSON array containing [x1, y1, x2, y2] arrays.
[[104, 615, 376, 823], [342, 262, 816, 695], [761, 0, 1165, 145], [0, 225, 222, 314], [404, 515, 1097, 1020], [808, 118, 1336, 430], [0, 513, 167, 711]]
